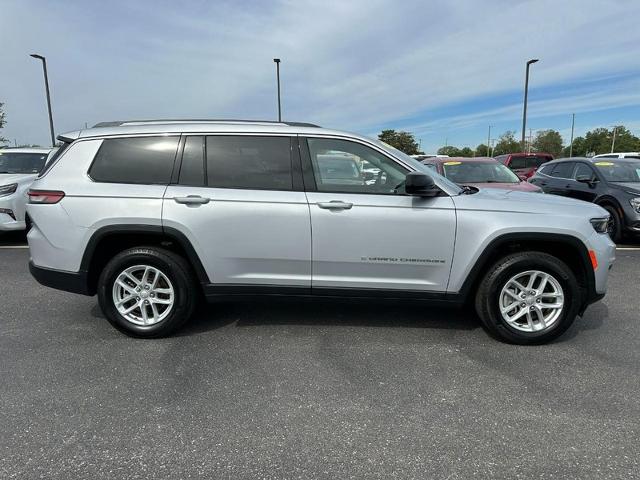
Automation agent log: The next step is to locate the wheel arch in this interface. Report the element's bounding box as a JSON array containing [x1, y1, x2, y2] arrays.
[[81, 225, 209, 295], [457, 232, 595, 309]]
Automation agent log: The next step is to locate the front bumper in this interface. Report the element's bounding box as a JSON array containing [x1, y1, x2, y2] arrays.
[[29, 261, 92, 296]]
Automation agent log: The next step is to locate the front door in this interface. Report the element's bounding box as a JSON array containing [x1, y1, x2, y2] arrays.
[[163, 134, 311, 290], [301, 137, 456, 293]]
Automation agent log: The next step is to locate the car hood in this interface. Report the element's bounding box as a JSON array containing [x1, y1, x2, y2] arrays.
[[609, 182, 640, 195], [0, 173, 38, 185], [453, 187, 608, 217]]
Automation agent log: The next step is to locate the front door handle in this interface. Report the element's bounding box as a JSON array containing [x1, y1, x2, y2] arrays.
[[317, 201, 353, 210], [174, 195, 210, 205]]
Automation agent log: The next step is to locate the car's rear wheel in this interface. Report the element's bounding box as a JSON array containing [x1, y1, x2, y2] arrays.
[[98, 247, 196, 338], [475, 252, 581, 344]]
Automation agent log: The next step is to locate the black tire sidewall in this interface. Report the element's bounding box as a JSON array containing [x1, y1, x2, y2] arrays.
[[480, 253, 581, 344], [603, 205, 622, 243], [98, 248, 194, 338]]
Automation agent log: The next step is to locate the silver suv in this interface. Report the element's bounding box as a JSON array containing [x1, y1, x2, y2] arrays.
[[27, 120, 616, 344]]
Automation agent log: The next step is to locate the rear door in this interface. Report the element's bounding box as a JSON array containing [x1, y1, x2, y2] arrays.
[[162, 134, 311, 291], [301, 136, 456, 293], [544, 162, 575, 197]]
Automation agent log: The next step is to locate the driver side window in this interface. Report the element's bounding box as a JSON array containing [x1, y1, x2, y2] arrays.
[[306, 138, 408, 194]]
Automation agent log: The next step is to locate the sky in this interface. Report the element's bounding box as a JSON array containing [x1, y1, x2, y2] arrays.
[[1, 0, 639, 152]]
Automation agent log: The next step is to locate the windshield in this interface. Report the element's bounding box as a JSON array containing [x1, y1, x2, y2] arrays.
[[0, 151, 48, 174], [442, 161, 521, 184], [594, 160, 640, 182], [372, 139, 463, 194]]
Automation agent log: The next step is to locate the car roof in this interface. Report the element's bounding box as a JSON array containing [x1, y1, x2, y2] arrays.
[[593, 152, 640, 157], [503, 152, 553, 157], [543, 156, 640, 165], [0, 147, 51, 154], [58, 119, 359, 142]]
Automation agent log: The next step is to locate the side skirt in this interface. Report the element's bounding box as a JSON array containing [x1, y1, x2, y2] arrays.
[[203, 284, 466, 305]]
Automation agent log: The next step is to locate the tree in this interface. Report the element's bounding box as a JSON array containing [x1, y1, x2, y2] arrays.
[[475, 144, 489, 156], [0, 102, 7, 145], [532, 129, 563, 157], [459, 147, 474, 157], [378, 129, 420, 155], [492, 131, 521, 156], [437, 146, 462, 156], [565, 126, 640, 156]]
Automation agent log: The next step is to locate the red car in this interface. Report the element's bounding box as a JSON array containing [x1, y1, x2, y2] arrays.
[[494, 152, 553, 180], [421, 157, 542, 192]]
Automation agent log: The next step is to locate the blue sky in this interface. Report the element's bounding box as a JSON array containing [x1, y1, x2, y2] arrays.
[[1, 0, 639, 151]]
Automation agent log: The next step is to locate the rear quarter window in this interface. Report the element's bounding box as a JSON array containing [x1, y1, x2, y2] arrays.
[[89, 136, 179, 184]]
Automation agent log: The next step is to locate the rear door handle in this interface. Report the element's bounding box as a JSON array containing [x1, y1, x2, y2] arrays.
[[317, 201, 353, 210], [174, 195, 210, 205]]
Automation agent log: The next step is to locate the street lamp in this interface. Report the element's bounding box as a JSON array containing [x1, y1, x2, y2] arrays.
[[521, 58, 539, 150], [569, 113, 575, 157], [30, 54, 55, 147], [273, 58, 282, 122]]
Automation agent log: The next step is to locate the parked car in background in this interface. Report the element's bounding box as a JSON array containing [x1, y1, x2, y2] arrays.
[[529, 157, 640, 241], [411, 154, 449, 161], [495, 152, 553, 180], [27, 119, 614, 344], [0, 147, 51, 232], [421, 157, 542, 192], [592, 152, 640, 160]]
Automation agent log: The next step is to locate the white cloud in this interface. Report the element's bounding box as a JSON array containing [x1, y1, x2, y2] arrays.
[[1, 0, 639, 145]]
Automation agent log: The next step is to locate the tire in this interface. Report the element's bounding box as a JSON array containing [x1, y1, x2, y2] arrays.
[[97, 246, 197, 338], [474, 251, 581, 345], [602, 205, 622, 243]]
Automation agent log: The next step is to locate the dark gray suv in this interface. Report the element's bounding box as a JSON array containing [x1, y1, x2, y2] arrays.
[[529, 157, 640, 241]]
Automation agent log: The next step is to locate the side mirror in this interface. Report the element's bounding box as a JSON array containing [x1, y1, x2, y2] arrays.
[[363, 171, 375, 181], [405, 172, 439, 197], [576, 175, 598, 187]]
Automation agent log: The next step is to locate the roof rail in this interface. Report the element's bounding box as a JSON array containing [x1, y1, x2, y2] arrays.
[[92, 119, 321, 128]]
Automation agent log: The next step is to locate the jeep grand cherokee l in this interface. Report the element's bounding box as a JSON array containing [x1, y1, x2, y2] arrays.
[[26, 120, 615, 344]]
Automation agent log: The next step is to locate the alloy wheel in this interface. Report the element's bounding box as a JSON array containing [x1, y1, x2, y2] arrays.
[[112, 265, 175, 326], [498, 270, 564, 333]]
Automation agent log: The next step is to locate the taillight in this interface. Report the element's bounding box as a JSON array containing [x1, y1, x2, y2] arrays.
[[28, 189, 65, 204]]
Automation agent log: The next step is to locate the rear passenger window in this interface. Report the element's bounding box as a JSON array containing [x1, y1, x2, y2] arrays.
[[549, 162, 574, 178], [179, 136, 205, 186], [206, 136, 292, 190], [89, 136, 179, 184], [509, 157, 526, 169]]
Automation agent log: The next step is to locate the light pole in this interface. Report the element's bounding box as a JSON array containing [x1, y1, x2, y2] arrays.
[[611, 125, 618, 153], [30, 53, 55, 147], [487, 125, 493, 157], [521, 58, 539, 150], [569, 113, 575, 157], [273, 58, 282, 122]]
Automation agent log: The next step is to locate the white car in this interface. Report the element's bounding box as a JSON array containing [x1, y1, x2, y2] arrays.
[[592, 152, 640, 159], [0, 147, 51, 232]]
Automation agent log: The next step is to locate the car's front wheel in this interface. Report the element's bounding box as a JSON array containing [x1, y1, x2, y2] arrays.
[[475, 252, 582, 344], [97, 247, 197, 338]]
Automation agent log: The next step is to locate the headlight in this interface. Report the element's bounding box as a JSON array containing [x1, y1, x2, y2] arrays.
[[590, 217, 609, 234], [0, 183, 18, 197], [630, 197, 640, 214]]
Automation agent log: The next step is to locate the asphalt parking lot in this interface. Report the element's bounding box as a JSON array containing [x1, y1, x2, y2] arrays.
[[1, 233, 639, 479]]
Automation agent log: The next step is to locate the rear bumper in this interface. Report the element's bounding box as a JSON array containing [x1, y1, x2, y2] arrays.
[[29, 261, 92, 296]]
